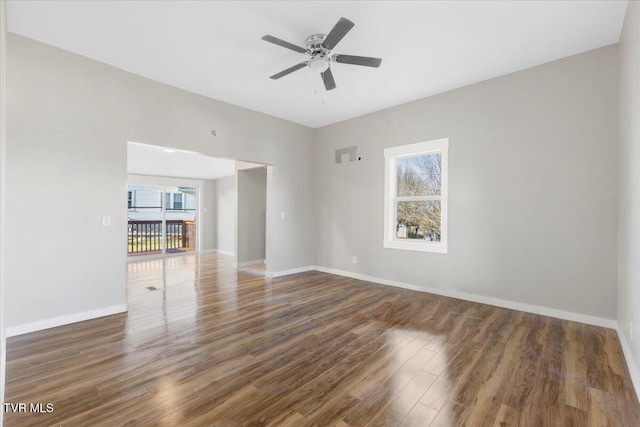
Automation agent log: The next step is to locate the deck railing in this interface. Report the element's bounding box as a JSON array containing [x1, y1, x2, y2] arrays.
[[128, 220, 195, 255]]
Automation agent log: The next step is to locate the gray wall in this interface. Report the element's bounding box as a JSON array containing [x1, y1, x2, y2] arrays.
[[6, 34, 314, 329], [618, 1, 640, 377], [202, 179, 216, 252], [313, 45, 619, 320], [1, 0, 7, 416], [214, 175, 236, 255], [237, 167, 267, 264]]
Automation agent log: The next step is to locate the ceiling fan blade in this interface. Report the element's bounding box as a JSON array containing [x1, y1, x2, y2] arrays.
[[321, 68, 336, 91], [334, 54, 382, 68], [261, 35, 307, 54], [322, 17, 355, 50], [270, 62, 308, 80]]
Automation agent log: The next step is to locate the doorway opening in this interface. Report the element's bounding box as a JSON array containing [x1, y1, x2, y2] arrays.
[[235, 162, 270, 276], [126, 142, 274, 274]]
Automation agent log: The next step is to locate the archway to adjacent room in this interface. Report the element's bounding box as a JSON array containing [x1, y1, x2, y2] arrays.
[[125, 142, 274, 273]]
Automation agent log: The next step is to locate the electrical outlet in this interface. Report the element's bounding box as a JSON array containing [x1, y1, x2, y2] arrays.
[[352, 256, 357, 264]]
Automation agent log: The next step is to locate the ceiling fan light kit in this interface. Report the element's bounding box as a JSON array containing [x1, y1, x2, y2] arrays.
[[261, 17, 382, 91], [309, 57, 330, 73]]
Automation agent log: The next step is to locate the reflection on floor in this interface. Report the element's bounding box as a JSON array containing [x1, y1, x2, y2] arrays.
[[5, 253, 640, 426]]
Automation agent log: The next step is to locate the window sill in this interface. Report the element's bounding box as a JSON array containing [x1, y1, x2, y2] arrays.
[[383, 240, 448, 254]]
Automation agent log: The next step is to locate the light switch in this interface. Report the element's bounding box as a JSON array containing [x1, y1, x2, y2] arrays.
[[280, 212, 285, 220], [102, 216, 112, 227]]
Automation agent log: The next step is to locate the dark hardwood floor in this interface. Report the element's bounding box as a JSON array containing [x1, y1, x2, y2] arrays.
[[5, 253, 640, 426]]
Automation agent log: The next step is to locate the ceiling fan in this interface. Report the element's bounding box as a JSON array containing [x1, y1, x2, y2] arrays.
[[261, 17, 382, 91]]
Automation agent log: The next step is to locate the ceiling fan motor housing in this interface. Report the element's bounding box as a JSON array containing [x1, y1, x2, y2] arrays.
[[305, 34, 327, 51], [305, 34, 331, 73]]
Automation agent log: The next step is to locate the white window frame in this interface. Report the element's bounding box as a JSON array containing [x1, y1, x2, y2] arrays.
[[383, 138, 449, 253]]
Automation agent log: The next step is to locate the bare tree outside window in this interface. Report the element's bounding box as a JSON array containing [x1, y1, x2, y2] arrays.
[[395, 153, 442, 241]]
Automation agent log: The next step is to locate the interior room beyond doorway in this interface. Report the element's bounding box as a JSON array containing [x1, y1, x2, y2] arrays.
[[126, 142, 272, 274]]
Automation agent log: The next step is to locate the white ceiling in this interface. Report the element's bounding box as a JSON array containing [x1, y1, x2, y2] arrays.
[[127, 142, 235, 180], [7, 1, 628, 128]]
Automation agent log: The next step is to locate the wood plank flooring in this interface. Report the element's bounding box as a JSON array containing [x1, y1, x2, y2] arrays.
[[5, 253, 640, 426], [238, 262, 267, 277]]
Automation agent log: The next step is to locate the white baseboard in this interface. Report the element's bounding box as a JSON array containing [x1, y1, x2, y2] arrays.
[[6, 303, 128, 337], [202, 249, 235, 256], [237, 259, 265, 268], [313, 266, 618, 329], [617, 328, 640, 403], [266, 265, 315, 278]]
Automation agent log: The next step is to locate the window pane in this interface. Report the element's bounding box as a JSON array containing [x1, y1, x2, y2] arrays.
[[396, 200, 441, 242], [165, 185, 197, 253], [127, 184, 164, 256], [396, 153, 441, 196]]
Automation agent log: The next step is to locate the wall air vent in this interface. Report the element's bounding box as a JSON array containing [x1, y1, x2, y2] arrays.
[[335, 146, 357, 163]]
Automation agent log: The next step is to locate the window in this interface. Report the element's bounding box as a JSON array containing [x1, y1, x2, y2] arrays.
[[384, 138, 448, 253], [165, 192, 184, 210], [173, 193, 183, 210], [127, 190, 135, 209]]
